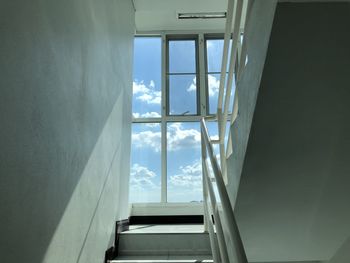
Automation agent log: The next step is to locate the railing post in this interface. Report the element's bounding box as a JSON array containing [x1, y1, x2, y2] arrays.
[[203, 160, 230, 263], [202, 0, 253, 262], [203, 195, 221, 263], [237, 0, 253, 82], [220, 0, 244, 147], [201, 130, 209, 233], [202, 124, 221, 263], [201, 118, 248, 263], [217, 0, 235, 112]]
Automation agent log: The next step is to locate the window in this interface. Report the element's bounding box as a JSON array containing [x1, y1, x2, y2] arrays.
[[130, 123, 161, 203], [205, 36, 235, 115], [130, 37, 162, 203], [130, 34, 233, 204], [167, 37, 199, 115], [167, 122, 202, 202], [132, 37, 162, 118]]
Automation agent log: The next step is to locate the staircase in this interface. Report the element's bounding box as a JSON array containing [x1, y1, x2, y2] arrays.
[[109, 1, 277, 263], [109, 224, 212, 263]]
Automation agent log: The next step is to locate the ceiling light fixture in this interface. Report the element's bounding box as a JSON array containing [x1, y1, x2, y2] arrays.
[[177, 12, 227, 20]]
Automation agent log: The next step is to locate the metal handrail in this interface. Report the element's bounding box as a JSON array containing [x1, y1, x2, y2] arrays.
[[202, 0, 252, 262], [220, 0, 243, 143], [216, 0, 245, 183], [225, 0, 253, 160], [217, 0, 235, 112], [201, 118, 247, 263]]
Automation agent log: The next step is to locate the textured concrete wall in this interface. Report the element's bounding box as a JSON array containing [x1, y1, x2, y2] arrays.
[[224, 2, 277, 262], [235, 3, 350, 262], [226, 0, 277, 205], [0, 1, 134, 262]]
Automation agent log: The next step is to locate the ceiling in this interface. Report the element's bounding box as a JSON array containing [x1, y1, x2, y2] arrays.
[[133, 0, 350, 33], [133, 0, 228, 32]]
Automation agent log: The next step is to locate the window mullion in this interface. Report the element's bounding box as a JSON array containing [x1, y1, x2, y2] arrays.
[[161, 33, 167, 203], [198, 33, 207, 116]]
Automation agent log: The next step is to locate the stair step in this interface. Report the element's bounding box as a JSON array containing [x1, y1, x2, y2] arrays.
[[110, 255, 213, 263], [108, 259, 213, 263], [109, 260, 321, 263], [110, 260, 213, 263], [118, 225, 211, 256], [119, 233, 211, 256]]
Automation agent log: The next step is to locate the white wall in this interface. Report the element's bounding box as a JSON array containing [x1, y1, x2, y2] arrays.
[[0, 0, 134, 262]]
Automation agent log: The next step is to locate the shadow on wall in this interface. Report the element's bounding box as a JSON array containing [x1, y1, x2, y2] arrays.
[[42, 92, 130, 263], [0, 0, 133, 262]]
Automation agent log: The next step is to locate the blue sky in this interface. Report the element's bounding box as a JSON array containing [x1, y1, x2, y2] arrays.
[[129, 37, 234, 203], [132, 37, 161, 118]]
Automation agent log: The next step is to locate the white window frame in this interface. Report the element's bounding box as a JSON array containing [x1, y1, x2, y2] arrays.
[[131, 31, 227, 211]]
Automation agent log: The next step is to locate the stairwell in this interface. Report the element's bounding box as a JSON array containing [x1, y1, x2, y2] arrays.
[[108, 1, 278, 263]]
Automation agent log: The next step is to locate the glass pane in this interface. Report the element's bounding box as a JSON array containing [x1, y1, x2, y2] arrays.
[[169, 75, 197, 115], [132, 37, 162, 118], [206, 39, 232, 73], [167, 122, 202, 202], [207, 73, 235, 115], [130, 123, 161, 203], [169, 40, 196, 73]]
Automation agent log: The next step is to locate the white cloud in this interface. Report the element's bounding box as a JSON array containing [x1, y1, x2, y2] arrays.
[[145, 123, 161, 128], [187, 77, 196, 92], [132, 113, 140, 118], [141, 112, 161, 118], [133, 80, 161, 105], [167, 123, 201, 151], [132, 130, 161, 152], [132, 123, 201, 152], [133, 111, 161, 118], [137, 93, 152, 101], [181, 160, 202, 176], [130, 164, 158, 190], [133, 81, 149, 94], [131, 163, 156, 178], [208, 75, 220, 97], [169, 160, 202, 188], [186, 75, 220, 97]]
